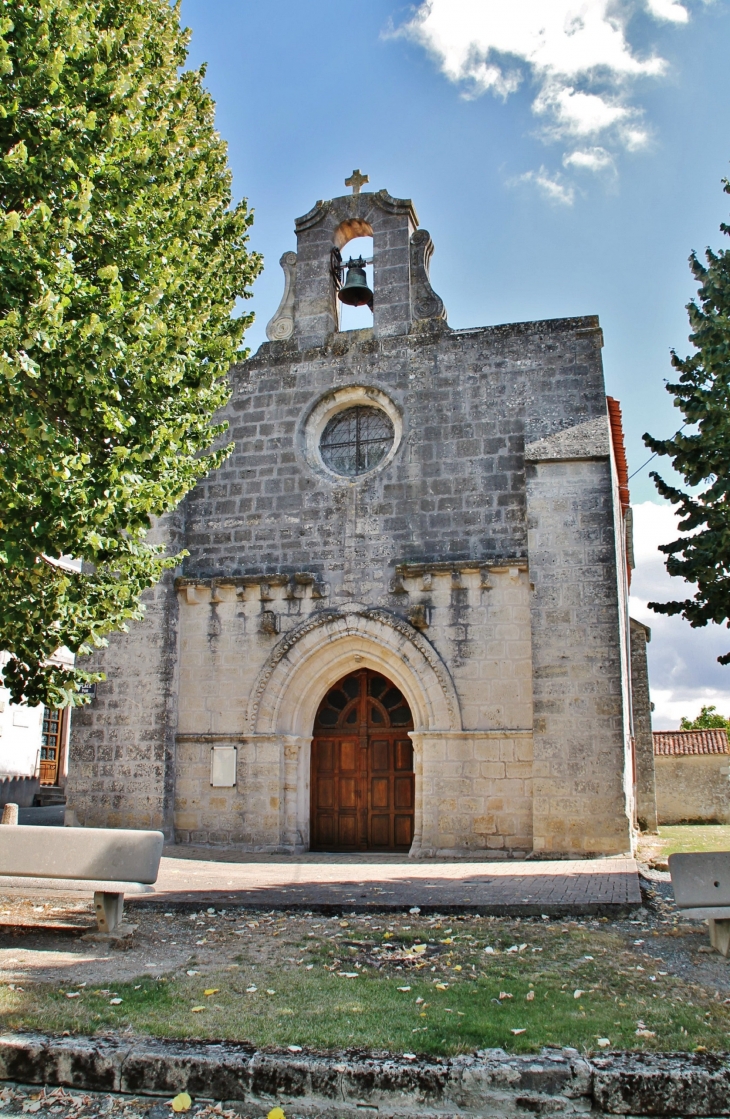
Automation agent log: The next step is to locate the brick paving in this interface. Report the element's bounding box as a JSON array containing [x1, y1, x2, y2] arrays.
[[132, 850, 642, 915]]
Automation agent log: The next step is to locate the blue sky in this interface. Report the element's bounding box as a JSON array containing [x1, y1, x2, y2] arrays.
[[180, 0, 730, 726]]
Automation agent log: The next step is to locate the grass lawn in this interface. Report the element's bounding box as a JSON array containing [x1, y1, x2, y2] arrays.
[[2, 911, 729, 1056], [638, 824, 730, 864]]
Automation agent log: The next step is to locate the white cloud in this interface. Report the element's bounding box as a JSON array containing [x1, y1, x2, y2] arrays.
[[396, 1, 698, 196], [630, 501, 730, 729], [513, 166, 575, 204], [563, 145, 615, 171], [646, 0, 689, 22]]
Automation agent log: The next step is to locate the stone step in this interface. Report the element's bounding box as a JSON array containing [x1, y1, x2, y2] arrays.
[[34, 787, 67, 807]]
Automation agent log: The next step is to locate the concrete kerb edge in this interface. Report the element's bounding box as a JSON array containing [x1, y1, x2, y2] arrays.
[[1, 1034, 729, 1116]]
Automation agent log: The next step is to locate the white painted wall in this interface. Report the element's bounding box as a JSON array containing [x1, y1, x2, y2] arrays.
[[0, 648, 74, 779], [0, 654, 42, 777]]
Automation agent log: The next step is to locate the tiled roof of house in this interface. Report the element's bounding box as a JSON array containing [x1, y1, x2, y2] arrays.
[[653, 729, 729, 756]]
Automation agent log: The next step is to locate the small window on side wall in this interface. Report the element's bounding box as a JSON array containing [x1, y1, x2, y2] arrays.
[[210, 745, 237, 787]]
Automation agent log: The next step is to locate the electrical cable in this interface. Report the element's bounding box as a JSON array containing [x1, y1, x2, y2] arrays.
[[628, 423, 688, 481]]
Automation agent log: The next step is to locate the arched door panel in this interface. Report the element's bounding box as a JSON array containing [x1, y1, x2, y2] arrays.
[[311, 670, 415, 852]]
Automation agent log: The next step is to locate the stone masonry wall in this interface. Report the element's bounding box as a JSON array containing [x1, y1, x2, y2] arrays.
[[655, 753, 730, 824], [65, 512, 183, 834], [630, 618, 657, 833], [183, 318, 607, 589], [171, 564, 534, 853], [526, 455, 632, 855]]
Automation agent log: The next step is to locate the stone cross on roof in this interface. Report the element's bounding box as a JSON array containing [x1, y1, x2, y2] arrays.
[[345, 169, 369, 195]]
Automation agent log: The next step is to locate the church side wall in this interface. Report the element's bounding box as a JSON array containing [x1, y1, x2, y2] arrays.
[[526, 458, 632, 856], [630, 619, 657, 833], [65, 512, 183, 834]]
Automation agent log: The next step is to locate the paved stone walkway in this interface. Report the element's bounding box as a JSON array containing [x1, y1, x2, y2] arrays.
[[133, 850, 642, 915]]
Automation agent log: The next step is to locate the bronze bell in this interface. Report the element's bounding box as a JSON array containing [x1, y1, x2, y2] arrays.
[[337, 256, 373, 310]]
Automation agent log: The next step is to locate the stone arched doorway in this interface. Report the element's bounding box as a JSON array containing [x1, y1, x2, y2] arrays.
[[310, 669, 415, 852]]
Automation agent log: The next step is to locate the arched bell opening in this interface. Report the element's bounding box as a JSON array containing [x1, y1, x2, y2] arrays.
[[310, 668, 415, 852], [332, 219, 374, 333]]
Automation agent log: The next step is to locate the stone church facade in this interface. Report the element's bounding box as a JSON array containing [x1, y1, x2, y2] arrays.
[[66, 182, 646, 858]]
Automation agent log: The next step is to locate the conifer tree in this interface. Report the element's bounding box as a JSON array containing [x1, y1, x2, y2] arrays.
[[0, 0, 261, 706], [644, 175, 730, 663]]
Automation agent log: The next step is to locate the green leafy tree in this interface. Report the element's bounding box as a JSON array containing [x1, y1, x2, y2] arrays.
[[644, 175, 730, 663], [0, 0, 261, 706], [680, 705, 730, 731]]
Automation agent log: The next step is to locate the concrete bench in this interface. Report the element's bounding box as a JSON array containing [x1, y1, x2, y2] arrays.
[[0, 825, 164, 934], [668, 852, 730, 956]]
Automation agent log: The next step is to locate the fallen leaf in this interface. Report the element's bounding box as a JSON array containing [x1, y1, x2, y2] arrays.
[[397, 986, 411, 992], [186, 970, 198, 977], [412, 944, 427, 954], [109, 998, 122, 1005], [499, 992, 513, 1000], [203, 989, 219, 997], [65, 992, 80, 1000], [484, 946, 495, 954], [434, 983, 448, 990], [635, 1028, 656, 1038], [246, 985, 257, 993], [171, 1092, 192, 1113], [267, 1108, 286, 1119], [402, 1053, 417, 1061], [287, 1045, 303, 1053], [526, 991, 535, 1001], [266, 989, 276, 995], [573, 990, 584, 999], [510, 1028, 526, 1035], [338, 972, 358, 979], [596, 1038, 610, 1048], [453, 965, 462, 972]]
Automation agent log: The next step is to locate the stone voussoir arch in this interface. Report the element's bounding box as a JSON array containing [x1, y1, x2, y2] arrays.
[[247, 607, 462, 736]]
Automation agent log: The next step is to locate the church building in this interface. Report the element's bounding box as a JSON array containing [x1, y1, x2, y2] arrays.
[[66, 176, 648, 858]]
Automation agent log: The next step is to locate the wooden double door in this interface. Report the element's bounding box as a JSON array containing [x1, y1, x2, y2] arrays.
[[311, 670, 415, 852]]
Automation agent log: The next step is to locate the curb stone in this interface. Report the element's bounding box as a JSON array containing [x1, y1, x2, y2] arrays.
[[0, 1034, 728, 1117]]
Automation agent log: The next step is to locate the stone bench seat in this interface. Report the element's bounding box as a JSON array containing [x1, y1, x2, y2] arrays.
[[669, 851, 730, 955], [0, 826, 164, 934]]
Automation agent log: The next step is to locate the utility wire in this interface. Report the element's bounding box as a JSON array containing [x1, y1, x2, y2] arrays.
[[628, 423, 688, 481]]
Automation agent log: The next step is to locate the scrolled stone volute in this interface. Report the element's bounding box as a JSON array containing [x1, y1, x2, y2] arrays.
[[265, 251, 297, 342], [410, 229, 447, 324]]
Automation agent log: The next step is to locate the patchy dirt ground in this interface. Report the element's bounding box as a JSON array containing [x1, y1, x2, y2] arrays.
[[0, 873, 729, 1055], [0, 871, 727, 994]]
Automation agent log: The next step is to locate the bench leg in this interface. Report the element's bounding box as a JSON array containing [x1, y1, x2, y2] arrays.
[[708, 919, 730, 957], [94, 892, 124, 934]]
